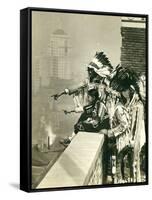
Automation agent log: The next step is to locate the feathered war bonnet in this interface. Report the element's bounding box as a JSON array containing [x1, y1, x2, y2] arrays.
[[110, 65, 140, 93], [88, 51, 113, 79]]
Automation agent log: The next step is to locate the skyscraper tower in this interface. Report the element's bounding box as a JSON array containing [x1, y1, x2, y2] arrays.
[[48, 29, 72, 80]]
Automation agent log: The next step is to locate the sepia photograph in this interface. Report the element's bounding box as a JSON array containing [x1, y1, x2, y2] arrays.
[[21, 8, 148, 191]]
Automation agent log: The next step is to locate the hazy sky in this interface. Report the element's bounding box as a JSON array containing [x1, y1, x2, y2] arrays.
[[32, 11, 122, 142], [32, 11, 122, 80]]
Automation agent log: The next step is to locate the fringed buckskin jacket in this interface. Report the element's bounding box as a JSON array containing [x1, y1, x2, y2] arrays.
[[111, 93, 146, 182]]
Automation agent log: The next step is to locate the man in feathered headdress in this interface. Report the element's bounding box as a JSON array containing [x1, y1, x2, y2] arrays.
[[87, 51, 113, 82], [58, 51, 114, 146], [107, 66, 146, 183]]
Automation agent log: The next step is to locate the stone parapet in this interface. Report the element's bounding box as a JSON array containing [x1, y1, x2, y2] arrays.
[[37, 132, 104, 189]]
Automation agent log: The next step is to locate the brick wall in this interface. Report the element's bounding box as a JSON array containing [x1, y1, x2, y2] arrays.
[[121, 20, 146, 74]]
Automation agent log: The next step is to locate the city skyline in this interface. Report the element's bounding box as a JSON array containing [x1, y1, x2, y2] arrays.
[[32, 11, 122, 84]]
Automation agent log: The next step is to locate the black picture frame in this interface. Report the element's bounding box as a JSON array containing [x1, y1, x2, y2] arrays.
[[20, 7, 148, 192]]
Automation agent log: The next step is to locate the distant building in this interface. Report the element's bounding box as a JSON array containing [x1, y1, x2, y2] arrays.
[[32, 29, 72, 94], [46, 29, 74, 133], [32, 56, 41, 95], [48, 29, 72, 80], [39, 55, 50, 87], [32, 29, 76, 139], [121, 17, 146, 74]]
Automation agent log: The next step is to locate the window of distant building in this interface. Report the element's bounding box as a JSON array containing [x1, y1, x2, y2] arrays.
[[52, 56, 58, 77]]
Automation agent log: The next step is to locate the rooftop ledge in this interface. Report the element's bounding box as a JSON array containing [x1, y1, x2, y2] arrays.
[[121, 17, 146, 28], [37, 132, 105, 189]]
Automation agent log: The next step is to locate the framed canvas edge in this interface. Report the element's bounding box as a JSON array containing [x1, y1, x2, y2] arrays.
[[20, 7, 149, 192]]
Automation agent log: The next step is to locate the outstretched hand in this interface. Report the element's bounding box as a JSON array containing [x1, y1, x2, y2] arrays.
[[63, 110, 69, 115], [63, 110, 74, 115], [52, 94, 59, 100], [100, 129, 108, 135], [107, 129, 114, 138]]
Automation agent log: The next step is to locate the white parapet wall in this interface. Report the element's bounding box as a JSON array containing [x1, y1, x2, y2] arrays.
[[37, 132, 105, 189]]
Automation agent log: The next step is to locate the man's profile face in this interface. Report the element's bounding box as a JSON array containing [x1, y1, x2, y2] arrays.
[[122, 89, 130, 99]]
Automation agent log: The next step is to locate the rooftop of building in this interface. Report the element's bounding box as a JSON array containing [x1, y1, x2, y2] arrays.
[[53, 29, 67, 35]]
